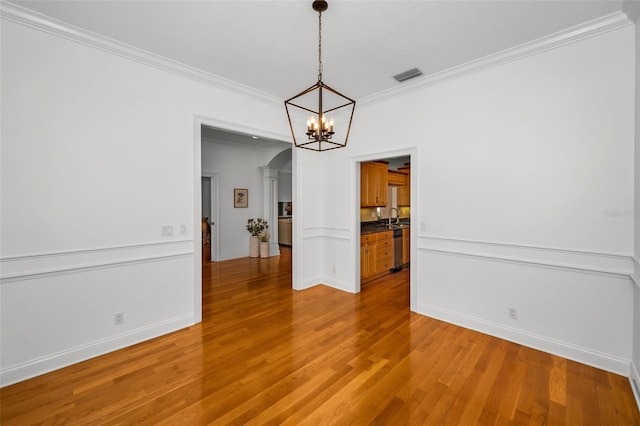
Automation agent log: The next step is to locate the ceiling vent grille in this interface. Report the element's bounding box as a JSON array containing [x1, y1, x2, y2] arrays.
[[393, 68, 423, 82]]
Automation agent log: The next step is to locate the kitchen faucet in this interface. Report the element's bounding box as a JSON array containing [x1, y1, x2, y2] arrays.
[[389, 207, 400, 226]]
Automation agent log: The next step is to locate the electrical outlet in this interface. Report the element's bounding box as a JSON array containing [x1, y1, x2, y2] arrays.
[[508, 307, 518, 320], [114, 312, 124, 325], [332, 266, 336, 274], [161, 225, 173, 236]]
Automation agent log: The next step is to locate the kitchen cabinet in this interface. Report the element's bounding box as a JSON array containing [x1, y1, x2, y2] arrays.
[[361, 161, 388, 207], [360, 233, 377, 280], [402, 228, 410, 265], [397, 165, 410, 207], [361, 230, 393, 282], [387, 170, 408, 186], [375, 231, 393, 272]]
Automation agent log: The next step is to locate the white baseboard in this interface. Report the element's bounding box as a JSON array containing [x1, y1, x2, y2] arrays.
[[300, 276, 356, 294], [631, 361, 640, 412], [0, 314, 194, 387], [417, 302, 630, 376]]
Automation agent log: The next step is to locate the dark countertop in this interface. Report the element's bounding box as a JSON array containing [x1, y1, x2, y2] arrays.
[[361, 219, 410, 235]]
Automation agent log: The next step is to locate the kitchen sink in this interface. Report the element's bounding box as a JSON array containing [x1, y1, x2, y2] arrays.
[[387, 224, 409, 230]]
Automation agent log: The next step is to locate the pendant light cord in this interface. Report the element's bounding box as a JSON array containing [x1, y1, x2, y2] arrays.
[[317, 11, 323, 82]]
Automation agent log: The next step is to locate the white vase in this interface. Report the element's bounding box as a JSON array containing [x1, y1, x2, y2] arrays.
[[249, 236, 260, 258], [260, 242, 270, 258]]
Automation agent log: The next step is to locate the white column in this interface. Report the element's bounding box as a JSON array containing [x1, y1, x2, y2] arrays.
[[262, 167, 280, 257]]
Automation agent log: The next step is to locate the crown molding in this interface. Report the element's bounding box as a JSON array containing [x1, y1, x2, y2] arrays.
[[0, 1, 281, 104], [1, 2, 633, 110], [623, 0, 640, 23], [360, 11, 633, 105]]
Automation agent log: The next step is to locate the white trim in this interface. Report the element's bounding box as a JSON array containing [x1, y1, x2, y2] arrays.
[[193, 115, 291, 309], [193, 119, 203, 324], [300, 276, 322, 291], [299, 277, 355, 293], [317, 277, 356, 294], [262, 167, 281, 258], [0, 2, 279, 103], [196, 115, 291, 147], [417, 302, 631, 376], [632, 257, 640, 287], [0, 314, 194, 387], [360, 11, 632, 105], [302, 226, 350, 240], [631, 361, 640, 412], [422, 235, 631, 260], [291, 148, 303, 291], [201, 173, 220, 262], [623, 0, 640, 22], [418, 236, 633, 279], [1, 3, 631, 107], [0, 252, 193, 283], [1, 241, 194, 282], [0, 239, 192, 261], [352, 147, 418, 309]]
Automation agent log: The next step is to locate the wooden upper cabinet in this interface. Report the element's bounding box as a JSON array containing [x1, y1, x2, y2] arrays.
[[397, 164, 410, 206], [387, 170, 408, 186], [361, 161, 388, 207]]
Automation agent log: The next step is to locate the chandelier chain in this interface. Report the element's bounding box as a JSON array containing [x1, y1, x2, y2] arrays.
[[317, 10, 323, 82]]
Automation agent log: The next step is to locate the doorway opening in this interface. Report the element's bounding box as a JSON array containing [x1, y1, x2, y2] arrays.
[[355, 149, 416, 312], [193, 116, 294, 323]]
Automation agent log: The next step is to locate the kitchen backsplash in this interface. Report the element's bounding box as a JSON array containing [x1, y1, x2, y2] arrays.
[[360, 206, 410, 222]]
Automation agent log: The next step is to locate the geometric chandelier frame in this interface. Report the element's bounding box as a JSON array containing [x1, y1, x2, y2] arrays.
[[284, 0, 356, 152]]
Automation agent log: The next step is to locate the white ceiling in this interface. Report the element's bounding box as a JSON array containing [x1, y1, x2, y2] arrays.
[[9, 0, 631, 101]]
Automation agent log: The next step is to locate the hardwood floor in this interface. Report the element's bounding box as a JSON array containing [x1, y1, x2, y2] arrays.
[[2, 247, 639, 425]]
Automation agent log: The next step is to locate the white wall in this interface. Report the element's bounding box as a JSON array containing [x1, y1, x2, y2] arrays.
[[296, 22, 637, 375], [202, 177, 211, 219], [201, 139, 289, 260], [278, 171, 292, 202], [0, 16, 289, 385]]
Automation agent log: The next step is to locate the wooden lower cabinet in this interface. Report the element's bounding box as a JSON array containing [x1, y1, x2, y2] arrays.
[[375, 231, 393, 272], [361, 230, 392, 282], [360, 240, 376, 280], [402, 228, 410, 265]]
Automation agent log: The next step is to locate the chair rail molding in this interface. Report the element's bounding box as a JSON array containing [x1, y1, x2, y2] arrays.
[[0, 240, 193, 283], [417, 235, 633, 279]]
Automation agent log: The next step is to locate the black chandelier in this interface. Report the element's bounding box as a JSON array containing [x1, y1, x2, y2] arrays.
[[284, 0, 356, 152]]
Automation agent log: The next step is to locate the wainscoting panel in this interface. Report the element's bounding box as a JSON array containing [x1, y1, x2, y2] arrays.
[[415, 247, 633, 376], [300, 228, 355, 292], [1, 248, 195, 386]]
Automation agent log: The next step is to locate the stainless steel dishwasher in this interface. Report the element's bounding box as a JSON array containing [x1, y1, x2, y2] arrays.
[[392, 228, 403, 272]]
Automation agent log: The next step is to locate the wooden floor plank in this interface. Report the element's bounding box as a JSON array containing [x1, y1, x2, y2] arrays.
[[1, 247, 639, 425]]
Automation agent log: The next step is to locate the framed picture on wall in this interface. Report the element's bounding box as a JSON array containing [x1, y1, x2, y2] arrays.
[[234, 188, 248, 208]]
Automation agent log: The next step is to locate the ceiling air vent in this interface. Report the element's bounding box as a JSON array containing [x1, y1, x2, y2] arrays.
[[393, 68, 423, 83]]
